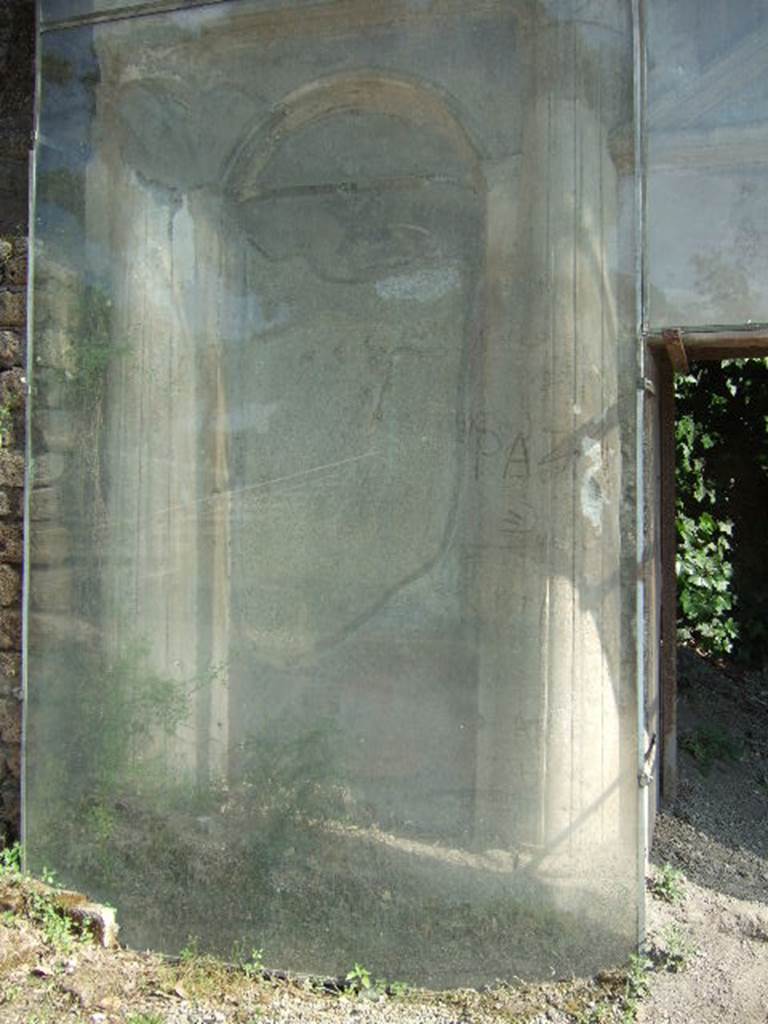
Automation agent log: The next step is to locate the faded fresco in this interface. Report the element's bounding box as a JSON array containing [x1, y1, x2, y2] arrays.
[[26, 0, 639, 985]]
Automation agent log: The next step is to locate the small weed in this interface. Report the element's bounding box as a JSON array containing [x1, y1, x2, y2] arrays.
[[619, 952, 653, 1022], [178, 935, 200, 963], [386, 979, 410, 999], [241, 947, 265, 980], [0, 392, 22, 447], [574, 1001, 613, 1024], [0, 842, 22, 876], [681, 725, 743, 775], [626, 952, 652, 1000], [658, 924, 696, 973], [40, 866, 57, 887], [0, 847, 90, 951], [27, 885, 78, 951], [126, 1015, 166, 1024], [345, 962, 373, 993], [342, 964, 406, 1000], [649, 863, 686, 904]]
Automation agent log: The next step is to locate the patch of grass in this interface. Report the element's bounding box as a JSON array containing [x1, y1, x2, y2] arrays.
[[681, 724, 743, 775], [127, 1015, 166, 1024], [0, 983, 20, 1005], [649, 863, 686, 904], [161, 937, 256, 1003]]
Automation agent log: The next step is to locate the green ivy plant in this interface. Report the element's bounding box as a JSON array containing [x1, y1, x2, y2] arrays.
[[675, 358, 768, 661]]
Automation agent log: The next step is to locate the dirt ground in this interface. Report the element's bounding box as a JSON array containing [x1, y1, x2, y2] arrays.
[[0, 647, 766, 1024], [638, 648, 768, 1024]]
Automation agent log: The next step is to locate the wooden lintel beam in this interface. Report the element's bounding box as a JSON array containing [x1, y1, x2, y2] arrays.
[[662, 329, 688, 374], [646, 327, 768, 363]]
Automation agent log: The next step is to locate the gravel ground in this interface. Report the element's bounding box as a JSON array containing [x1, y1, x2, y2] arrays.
[[1, 647, 766, 1024], [638, 648, 768, 1024]]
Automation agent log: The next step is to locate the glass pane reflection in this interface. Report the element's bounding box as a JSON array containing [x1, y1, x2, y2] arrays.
[[647, 0, 768, 327], [26, 0, 640, 986]]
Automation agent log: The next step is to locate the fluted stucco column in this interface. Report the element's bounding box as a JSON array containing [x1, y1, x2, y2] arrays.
[[474, 2, 634, 861]]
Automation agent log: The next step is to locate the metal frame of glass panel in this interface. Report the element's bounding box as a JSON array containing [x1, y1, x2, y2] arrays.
[[25, 0, 645, 985]]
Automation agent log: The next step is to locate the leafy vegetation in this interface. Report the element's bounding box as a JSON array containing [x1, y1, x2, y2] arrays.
[[648, 863, 686, 905], [657, 924, 696, 974], [620, 952, 653, 1023], [675, 359, 768, 662], [1, 842, 653, 1023], [0, 842, 21, 876], [345, 962, 373, 993], [0, 844, 88, 951], [680, 724, 743, 775]]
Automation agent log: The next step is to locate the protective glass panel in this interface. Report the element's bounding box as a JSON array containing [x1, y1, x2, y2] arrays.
[[647, 0, 768, 328], [39, 0, 323, 26], [26, 0, 640, 986]]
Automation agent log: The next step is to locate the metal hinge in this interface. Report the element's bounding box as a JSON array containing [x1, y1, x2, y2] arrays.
[[638, 732, 657, 788]]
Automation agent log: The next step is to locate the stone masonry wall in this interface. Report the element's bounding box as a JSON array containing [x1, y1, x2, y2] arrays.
[[0, 0, 35, 846]]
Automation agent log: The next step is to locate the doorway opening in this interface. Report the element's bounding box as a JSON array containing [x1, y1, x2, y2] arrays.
[[647, 332, 768, 804]]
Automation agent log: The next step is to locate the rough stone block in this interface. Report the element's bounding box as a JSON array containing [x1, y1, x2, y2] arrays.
[[54, 894, 120, 949], [0, 331, 22, 369], [0, 490, 12, 517], [0, 611, 21, 651], [0, 775, 20, 836], [0, 366, 25, 404], [4, 745, 20, 781], [3, 489, 22, 519], [0, 523, 23, 562], [0, 451, 24, 486], [0, 161, 28, 235], [1, 257, 26, 287], [0, 698, 21, 745], [0, 424, 20, 450], [0, 565, 20, 607], [0, 653, 21, 696], [0, 291, 25, 328]]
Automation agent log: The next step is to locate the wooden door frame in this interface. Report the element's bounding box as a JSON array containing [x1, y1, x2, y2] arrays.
[[646, 328, 768, 803]]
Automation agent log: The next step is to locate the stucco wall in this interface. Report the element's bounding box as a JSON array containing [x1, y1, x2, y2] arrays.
[[0, 0, 34, 846]]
